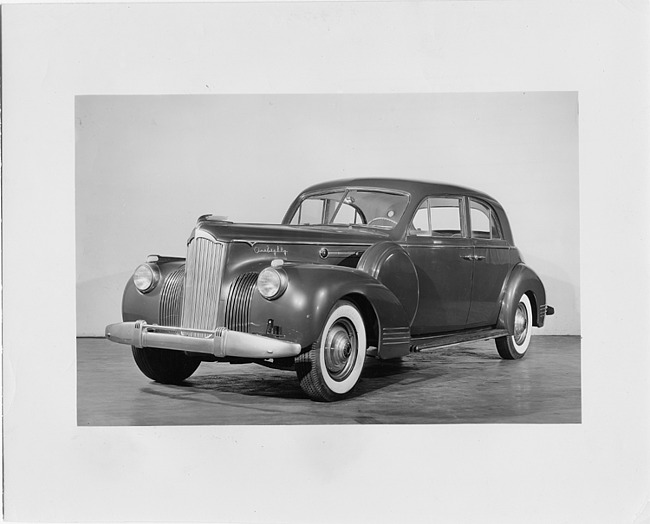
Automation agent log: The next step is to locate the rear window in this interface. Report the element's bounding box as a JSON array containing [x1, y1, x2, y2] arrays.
[[469, 199, 502, 240]]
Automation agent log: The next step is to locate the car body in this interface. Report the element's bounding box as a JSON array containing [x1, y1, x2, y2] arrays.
[[106, 178, 554, 401]]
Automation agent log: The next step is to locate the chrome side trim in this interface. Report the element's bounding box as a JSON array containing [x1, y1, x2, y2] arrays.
[[382, 327, 411, 346], [411, 328, 509, 352], [320, 250, 364, 259], [233, 240, 373, 247]]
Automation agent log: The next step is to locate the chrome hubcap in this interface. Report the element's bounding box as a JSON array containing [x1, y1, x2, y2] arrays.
[[323, 319, 357, 381], [514, 302, 529, 345]]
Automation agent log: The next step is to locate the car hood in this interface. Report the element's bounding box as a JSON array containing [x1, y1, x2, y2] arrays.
[[193, 218, 391, 245]]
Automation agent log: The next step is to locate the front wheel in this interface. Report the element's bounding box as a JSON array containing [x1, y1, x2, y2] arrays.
[[295, 301, 367, 402], [495, 293, 533, 359], [132, 346, 201, 384]]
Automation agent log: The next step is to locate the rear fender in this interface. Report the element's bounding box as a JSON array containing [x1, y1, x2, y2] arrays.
[[497, 263, 547, 333], [248, 264, 411, 359]]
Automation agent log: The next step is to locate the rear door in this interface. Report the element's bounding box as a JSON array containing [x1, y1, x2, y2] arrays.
[[404, 196, 474, 336], [466, 198, 512, 327]]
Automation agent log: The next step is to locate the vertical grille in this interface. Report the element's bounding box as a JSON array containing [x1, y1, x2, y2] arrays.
[[181, 237, 225, 333], [224, 272, 258, 332], [159, 266, 185, 326]]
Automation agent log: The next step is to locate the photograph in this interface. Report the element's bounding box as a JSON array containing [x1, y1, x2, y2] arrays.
[[2, 2, 647, 523], [76, 92, 581, 425]]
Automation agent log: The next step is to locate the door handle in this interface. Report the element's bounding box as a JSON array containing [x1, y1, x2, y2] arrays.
[[474, 255, 486, 261], [460, 255, 474, 261]]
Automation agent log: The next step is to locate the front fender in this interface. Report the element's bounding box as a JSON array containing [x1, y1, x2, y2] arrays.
[[497, 263, 547, 333], [122, 258, 185, 324], [248, 264, 412, 358]]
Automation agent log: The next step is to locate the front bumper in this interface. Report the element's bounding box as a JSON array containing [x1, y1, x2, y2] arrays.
[[105, 321, 301, 359]]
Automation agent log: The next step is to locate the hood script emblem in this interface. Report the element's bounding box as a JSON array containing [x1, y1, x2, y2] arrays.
[[254, 245, 288, 257]]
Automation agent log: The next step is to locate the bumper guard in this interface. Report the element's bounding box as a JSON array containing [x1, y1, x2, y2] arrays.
[[105, 321, 301, 359]]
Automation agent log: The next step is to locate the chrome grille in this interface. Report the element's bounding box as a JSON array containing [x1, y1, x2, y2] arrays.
[[181, 237, 225, 334], [159, 266, 185, 326], [224, 272, 258, 333]]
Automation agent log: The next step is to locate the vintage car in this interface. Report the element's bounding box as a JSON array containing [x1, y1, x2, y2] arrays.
[[106, 178, 554, 401]]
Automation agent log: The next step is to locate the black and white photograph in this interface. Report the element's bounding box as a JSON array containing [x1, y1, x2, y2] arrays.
[[76, 92, 580, 425], [2, 2, 648, 523]]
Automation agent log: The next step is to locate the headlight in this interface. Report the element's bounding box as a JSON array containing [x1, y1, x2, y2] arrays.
[[257, 266, 288, 300], [133, 263, 161, 293]]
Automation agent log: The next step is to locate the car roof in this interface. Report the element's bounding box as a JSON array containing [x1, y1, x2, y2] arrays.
[[299, 177, 498, 204]]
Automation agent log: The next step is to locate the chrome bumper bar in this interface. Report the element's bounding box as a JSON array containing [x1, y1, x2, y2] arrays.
[[105, 321, 301, 359]]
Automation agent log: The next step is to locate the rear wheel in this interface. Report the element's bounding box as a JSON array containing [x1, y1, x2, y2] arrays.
[[496, 293, 533, 359], [295, 301, 367, 402], [132, 346, 201, 384]]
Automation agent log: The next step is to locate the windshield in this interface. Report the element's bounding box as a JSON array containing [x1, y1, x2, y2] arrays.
[[289, 188, 410, 230]]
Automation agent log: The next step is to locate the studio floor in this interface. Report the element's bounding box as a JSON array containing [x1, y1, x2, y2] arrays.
[[77, 335, 580, 425]]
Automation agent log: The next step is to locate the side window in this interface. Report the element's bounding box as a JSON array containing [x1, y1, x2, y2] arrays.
[[409, 202, 430, 235], [429, 197, 462, 237], [409, 197, 462, 237], [470, 199, 501, 239]]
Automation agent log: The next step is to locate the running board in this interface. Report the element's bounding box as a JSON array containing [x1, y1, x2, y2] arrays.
[[411, 328, 509, 352]]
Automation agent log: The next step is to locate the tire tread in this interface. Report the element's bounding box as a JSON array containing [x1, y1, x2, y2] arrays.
[[295, 341, 339, 402], [494, 293, 532, 360], [294, 300, 365, 402], [132, 346, 201, 384]]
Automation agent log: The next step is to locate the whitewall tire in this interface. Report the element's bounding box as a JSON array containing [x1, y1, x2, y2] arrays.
[[295, 301, 367, 401], [496, 293, 533, 360]]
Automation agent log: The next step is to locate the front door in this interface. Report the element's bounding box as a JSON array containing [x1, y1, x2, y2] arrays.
[[404, 196, 474, 335]]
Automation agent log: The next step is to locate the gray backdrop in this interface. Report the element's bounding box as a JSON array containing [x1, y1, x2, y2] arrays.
[[76, 92, 579, 336]]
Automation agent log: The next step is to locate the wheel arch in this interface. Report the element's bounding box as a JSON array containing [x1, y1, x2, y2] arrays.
[[336, 284, 411, 360], [248, 264, 412, 358], [339, 292, 380, 351], [497, 263, 547, 333], [524, 289, 540, 326]]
